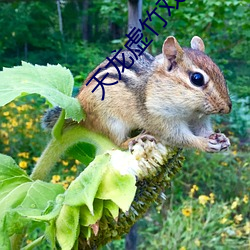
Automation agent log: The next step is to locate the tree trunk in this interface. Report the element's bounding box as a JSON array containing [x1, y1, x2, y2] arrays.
[[128, 0, 142, 33], [82, 0, 89, 41], [56, 0, 63, 36]]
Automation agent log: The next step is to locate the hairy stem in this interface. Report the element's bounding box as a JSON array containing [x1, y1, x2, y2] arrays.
[[30, 126, 118, 181]]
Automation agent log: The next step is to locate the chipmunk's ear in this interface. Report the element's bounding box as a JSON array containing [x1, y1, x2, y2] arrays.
[[162, 36, 184, 65], [191, 36, 205, 52]]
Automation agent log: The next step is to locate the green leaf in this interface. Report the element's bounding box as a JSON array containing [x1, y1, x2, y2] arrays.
[[0, 62, 85, 122], [96, 167, 136, 212], [0, 176, 32, 201], [64, 154, 111, 213], [56, 205, 80, 250], [103, 200, 119, 219], [79, 199, 103, 226], [65, 142, 96, 165], [20, 181, 64, 213], [0, 154, 30, 181]]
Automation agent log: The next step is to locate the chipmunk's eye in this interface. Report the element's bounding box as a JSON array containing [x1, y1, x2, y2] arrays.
[[190, 72, 204, 87]]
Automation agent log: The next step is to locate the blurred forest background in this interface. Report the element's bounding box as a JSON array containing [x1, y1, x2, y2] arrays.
[[0, 0, 249, 249]]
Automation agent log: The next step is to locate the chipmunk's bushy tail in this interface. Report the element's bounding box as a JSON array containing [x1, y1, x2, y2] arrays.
[[41, 106, 62, 130]]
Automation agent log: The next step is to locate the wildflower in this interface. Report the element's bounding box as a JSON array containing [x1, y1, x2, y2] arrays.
[[18, 152, 30, 159], [0, 130, 8, 138], [9, 102, 16, 108], [62, 160, 69, 166], [189, 184, 199, 198], [182, 207, 192, 217], [232, 150, 237, 156], [71, 165, 77, 172], [209, 193, 215, 204], [63, 182, 69, 189], [198, 195, 210, 206], [179, 247, 186, 250], [66, 176, 75, 182], [221, 162, 228, 167], [19, 161, 28, 169], [244, 221, 250, 234], [231, 197, 240, 209], [220, 217, 228, 224], [11, 119, 18, 127], [243, 195, 248, 204], [194, 238, 201, 247], [51, 175, 61, 183], [26, 121, 33, 129], [75, 159, 81, 165], [234, 214, 243, 224], [3, 111, 9, 116], [32, 157, 39, 162]]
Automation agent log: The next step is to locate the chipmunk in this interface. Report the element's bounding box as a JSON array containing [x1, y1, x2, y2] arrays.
[[43, 36, 232, 153]]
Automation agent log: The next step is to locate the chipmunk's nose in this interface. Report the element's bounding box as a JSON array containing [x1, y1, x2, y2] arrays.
[[219, 101, 232, 114]]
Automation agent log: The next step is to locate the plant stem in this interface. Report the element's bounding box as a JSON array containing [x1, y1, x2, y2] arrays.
[[30, 126, 118, 181]]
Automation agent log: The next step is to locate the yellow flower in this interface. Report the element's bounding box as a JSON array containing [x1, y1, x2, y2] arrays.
[[194, 238, 201, 247], [232, 150, 237, 156], [70, 165, 77, 172], [234, 214, 243, 224], [244, 221, 250, 234], [198, 195, 210, 206], [179, 247, 186, 250], [51, 175, 61, 183], [26, 121, 33, 129], [231, 198, 240, 209], [18, 152, 30, 159], [221, 162, 228, 167], [220, 218, 228, 224], [189, 184, 199, 198], [62, 160, 69, 166], [32, 157, 39, 162], [19, 161, 28, 169], [182, 207, 192, 217], [3, 111, 9, 116], [9, 102, 16, 108], [66, 176, 75, 182], [0, 130, 8, 138], [209, 193, 215, 204], [11, 119, 18, 127], [75, 159, 81, 165], [243, 195, 248, 204], [63, 182, 69, 189]]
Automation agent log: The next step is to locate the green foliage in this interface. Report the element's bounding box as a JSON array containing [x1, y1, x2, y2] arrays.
[[0, 62, 84, 121], [137, 197, 249, 249], [0, 1, 249, 249]]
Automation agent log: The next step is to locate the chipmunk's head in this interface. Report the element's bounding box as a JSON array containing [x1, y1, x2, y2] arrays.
[[151, 36, 232, 116]]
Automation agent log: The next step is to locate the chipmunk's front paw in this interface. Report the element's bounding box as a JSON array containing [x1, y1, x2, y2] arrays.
[[206, 133, 230, 152], [128, 134, 156, 152]]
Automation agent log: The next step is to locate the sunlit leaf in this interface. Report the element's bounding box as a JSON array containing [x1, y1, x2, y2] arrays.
[[0, 62, 85, 121]]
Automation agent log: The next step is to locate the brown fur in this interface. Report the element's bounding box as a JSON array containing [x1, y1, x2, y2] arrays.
[[77, 36, 232, 152]]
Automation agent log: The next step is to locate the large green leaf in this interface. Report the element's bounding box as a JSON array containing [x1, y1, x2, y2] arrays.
[[0, 154, 65, 248], [96, 167, 136, 212], [0, 62, 85, 121], [63, 154, 111, 213], [56, 205, 80, 250]]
